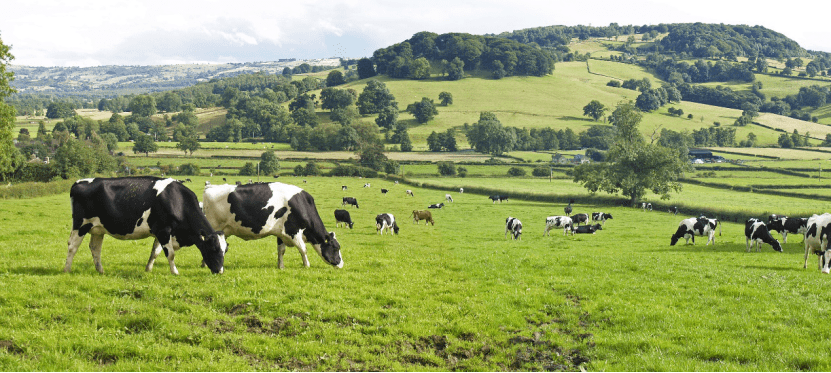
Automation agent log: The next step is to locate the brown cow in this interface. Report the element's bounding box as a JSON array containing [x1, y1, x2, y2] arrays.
[[412, 210, 435, 225]]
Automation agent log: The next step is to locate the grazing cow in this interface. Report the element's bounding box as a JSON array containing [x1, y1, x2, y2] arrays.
[[505, 217, 522, 240], [804, 213, 831, 272], [446, 194, 453, 202], [376, 213, 399, 235], [745, 218, 783, 252], [334, 209, 354, 229], [406, 190, 414, 196], [591, 212, 613, 224], [767, 216, 808, 244], [544, 216, 573, 236], [342, 185, 347, 191], [203, 182, 343, 269], [670, 217, 720, 245], [412, 210, 435, 225], [303, 180, 307, 183], [668, 206, 678, 215], [223, 178, 227, 182], [489, 195, 509, 203], [364, 183, 371, 188], [342, 197, 359, 208], [459, 188, 463, 193], [641, 202, 652, 211], [65, 177, 227, 275], [428, 203, 444, 209], [185, 178, 192, 183], [381, 188, 389, 195], [573, 224, 603, 234], [570, 213, 589, 226], [564, 199, 574, 216]]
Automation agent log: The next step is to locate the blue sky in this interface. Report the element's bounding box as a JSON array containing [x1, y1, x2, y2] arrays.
[[1, 0, 828, 67]]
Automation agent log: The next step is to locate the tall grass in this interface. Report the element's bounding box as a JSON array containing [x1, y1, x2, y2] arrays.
[[0, 179, 75, 199]]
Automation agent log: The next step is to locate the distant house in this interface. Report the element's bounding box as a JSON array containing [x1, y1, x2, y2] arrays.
[[689, 149, 725, 163], [573, 154, 590, 164]]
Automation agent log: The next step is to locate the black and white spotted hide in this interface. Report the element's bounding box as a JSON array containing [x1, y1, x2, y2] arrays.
[[670, 217, 720, 246], [591, 212, 613, 225], [745, 218, 783, 253], [334, 209, 354, 229], [668, 206, 678, 215], [573, 223, 602, 234], [446, 194, 453, 202], [570, 213, 589, 226], [66, 177, 227, 275], [203, 182, 343, 269], [505, 217, 522, 240], [376, 213, 399, 235], [544, 216, 573, 236], [766, 216, 808, 244], [804, 213, 831, 272], [381, 189, 388, 195]]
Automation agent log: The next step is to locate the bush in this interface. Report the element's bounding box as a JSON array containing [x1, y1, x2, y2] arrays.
[[12, 163, 57, 182], [507, 167, 526, 177], [304, 162, 321, 176], [239, 162, 257, 176], [532, 165, 550, 177], [177, 163, 201, 176], [328, 164, 378, 178], [607, 80, 622, 88], [457, 166, 468, 178], [383, 160, 399, 174], [293, 164, 305, 176], [437, 162, 456, 176]]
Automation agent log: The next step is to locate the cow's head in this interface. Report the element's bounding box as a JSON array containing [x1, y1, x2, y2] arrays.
[[670, 233, 681, 246], [197, 231, 227, 274], [770, 239, 783, 253], [513, 223, 522, 239], [318, 232, 343, 268], [348, 221, 354, 229], [605, 214, 613, 220]]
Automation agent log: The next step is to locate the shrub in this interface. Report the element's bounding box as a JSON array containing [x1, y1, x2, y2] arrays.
[[239, 162, 257, 176], [606, 80, 621, 87], [532, 165, 550, 177], [328, 164, 378, 178], [304, 162, 321, 176], [507, 167, 526, 177], [437, 162, 456, 176], [457, 166, 468, 178], [178, 163, 201, 176], [383, 160, 399, 174], [293, 164, 305, 176]]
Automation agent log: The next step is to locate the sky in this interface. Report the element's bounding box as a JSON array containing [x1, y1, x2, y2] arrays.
[[1, 0, 829, 67]]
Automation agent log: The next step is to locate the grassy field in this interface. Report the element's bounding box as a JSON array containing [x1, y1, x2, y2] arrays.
[[710, 147, 831, 160], [2, 174, 831, 370]]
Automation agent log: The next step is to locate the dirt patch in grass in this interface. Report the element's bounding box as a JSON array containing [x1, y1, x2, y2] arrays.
[[0, 340, 23, 355]]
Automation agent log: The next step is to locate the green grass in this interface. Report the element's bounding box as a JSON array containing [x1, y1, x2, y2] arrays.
[[3, 175, 831, 370]]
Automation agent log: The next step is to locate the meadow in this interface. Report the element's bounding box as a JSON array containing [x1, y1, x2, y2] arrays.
[[2, 173, 831, 371]]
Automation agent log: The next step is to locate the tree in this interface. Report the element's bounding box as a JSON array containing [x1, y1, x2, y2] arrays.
[[406, 97, 438, 123], [325, 70, 346, 86], [375, 105, 398, 129], [129, 95, 157, 117], [492, 60, 506, 79], [132, 134, 158, 156], [439, 92, 453, 106], [437, 162, 456, 176], [320, 88, 354, 110], [409, 57, 431, 79], [358, 143, 388, 171], [357, 80, 397, 115], [357, 58, 376, 79], [176, 134, 201, 155], [292, 107, 319, 127], [465, 112, 516, 155], [239, 162, 257, 176], [45, 101, 75, 119], [259, 151, 280, 175], [572, 101, 690, 206], [507, 167, 527, 177], [446, 57, 465, 80], [582, 100, 607, 121], [282, 67, 292, 78], [157, 92, 182, 112]]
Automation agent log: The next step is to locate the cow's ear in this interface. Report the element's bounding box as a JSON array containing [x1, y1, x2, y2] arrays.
[[329, 231, 336, 240], [199, 230, 208, 242]]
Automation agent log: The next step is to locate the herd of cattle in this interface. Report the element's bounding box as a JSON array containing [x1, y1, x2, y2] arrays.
[[63, 176, 831, 276]]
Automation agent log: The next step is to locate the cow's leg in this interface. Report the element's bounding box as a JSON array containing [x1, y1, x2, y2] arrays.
[[277, 238, 287, 269], [292, 233, 311, 268], [154, 232, 179, 275], [746, 237, 751, 252], [64, 229, 86, 272], [783, 231, 788, 244], [146, 238, 163, 272], [804, 240, 811, 269], [88, 234, 105, 274], [707, 232, 715, 246]]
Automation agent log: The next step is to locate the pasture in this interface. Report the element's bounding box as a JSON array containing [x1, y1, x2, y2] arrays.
[[2, 175, 831, 370]]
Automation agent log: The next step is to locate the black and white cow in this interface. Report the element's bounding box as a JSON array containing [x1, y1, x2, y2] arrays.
[[459, 188, 463, 193], [564, 203, 573, 216], [203, 182, 343, 269], [342, 197, 359, 208], [406, 190, 414, 196], [544, 216, 573, 236], [381, 189, 389, 195], [445, 194, 453, 202], [641, 202, 652, 211], [670, 217, 720, 245], [334, 209, 354, 229], [65, 177, 227, 275], [804, 213, 831, 272], [428, 203, 444, 209], [570, 213, 589, 226], [376, 213, 399, 235], [341, 185, 347, 191], [490, 195, 509, 203], [505, 217, 522, 240], [745, 218, 783, 253], [668, 206, 678, 216], [364, 183, 371, 188], [766, 216, 808, 244], [573, 224, 602, 234], [591, 212, 613, 224]]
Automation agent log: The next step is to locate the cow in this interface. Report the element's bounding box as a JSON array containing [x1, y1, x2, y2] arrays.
[[364, 183, 371, 188], [185, 178, 192, 183], [642, 202, 652, 211], [203, 182, 343, 269], [446, 194, 453, 202], [428, 203, 444, 209], [303, 179, 307, 183], [381, 189, 389, 195], [544, 216, 573, 236], [591, 212, 613, 225], [570, 213, 589, 226], [65, 177, 227, 275], [395, 181, 399, 185], [766, 216, 808, 244], [745, 218, 783, 253], [412, 210, 434, 225], [406, 190, 414, 196], [670, 216, 721, 245], [342, 197, 359, 208], [564, 199, 574, 216], [668, 206, 678, 215], [505, 217, 522, 240], [804, 213, 831, 272], [334, 209, 354, 229], [460, 188, 463, 193], [573, 224, 603, 234], [489, 195, 509, 203], [376, 213, 399, 235], [342, 185, 347, 191], [248, 179, 253, 184], [223, 178, 227, 182]]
